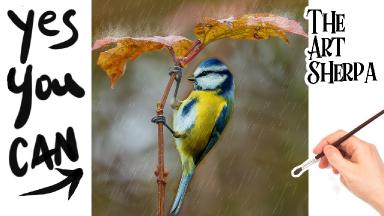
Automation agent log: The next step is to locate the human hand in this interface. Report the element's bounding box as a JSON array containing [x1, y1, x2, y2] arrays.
[[314, 130, 384, 214]]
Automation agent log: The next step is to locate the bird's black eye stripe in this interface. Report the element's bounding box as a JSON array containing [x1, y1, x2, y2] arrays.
[[196, 70, 213, 78]]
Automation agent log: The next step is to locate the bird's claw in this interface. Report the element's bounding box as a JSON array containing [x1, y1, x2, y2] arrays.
[[168, 65, 183, 78], [151, 115, 177, 135], [151, 116, 186, 138], [151, 115, 166, 124]]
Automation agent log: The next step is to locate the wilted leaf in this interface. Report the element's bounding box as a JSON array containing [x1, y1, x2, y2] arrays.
[[92, 37, 116, 50], [194, 13, 307, 44], [93, 35, 193, 88]]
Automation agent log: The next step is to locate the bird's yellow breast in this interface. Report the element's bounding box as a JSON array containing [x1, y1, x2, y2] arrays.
[[174, 90, 226, 158]]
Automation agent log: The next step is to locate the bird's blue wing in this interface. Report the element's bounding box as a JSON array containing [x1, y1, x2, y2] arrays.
[[194, 104, 229, 164]]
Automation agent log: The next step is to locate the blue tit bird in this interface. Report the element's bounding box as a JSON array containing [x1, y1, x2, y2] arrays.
[[170, 58, 235, 215]]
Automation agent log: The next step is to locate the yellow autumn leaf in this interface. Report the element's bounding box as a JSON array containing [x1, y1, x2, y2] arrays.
[[194, 13, 307, 45], [93, 36, 194, 88]]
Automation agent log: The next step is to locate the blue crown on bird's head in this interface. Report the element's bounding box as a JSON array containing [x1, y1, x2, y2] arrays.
[[188, 58, 234, 97]]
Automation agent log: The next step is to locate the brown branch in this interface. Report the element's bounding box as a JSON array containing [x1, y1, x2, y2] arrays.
[[154, 76, 174, 216], [180, 40, 205, 66], [154, 40, 205, 216]]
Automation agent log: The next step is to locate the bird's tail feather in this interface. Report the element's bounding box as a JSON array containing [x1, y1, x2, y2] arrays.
[[170, 172, 193, 215]]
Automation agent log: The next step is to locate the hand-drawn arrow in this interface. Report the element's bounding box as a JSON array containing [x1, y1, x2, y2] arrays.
[[20, 168, 83, 200]]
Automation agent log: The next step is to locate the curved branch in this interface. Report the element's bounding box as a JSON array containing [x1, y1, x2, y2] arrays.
[[154, 39, 205, 216]]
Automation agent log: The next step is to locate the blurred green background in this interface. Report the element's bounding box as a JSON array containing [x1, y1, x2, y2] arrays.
[[92, 0, 308, 215]]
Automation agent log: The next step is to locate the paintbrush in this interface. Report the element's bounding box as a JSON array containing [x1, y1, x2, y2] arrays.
[[291, 109, 384, 178]]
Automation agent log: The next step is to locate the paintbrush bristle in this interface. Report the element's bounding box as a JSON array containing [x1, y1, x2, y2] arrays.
[[293, 167, 302, 176]]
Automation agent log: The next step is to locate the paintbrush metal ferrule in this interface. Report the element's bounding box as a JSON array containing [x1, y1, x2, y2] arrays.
[[291, 157, 319, 178]]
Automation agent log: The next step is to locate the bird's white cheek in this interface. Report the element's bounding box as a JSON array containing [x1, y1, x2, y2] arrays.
[[197, 74, 226, 89]]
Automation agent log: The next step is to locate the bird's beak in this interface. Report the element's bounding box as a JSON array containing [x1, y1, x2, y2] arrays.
[[187, 76, 195, 82]]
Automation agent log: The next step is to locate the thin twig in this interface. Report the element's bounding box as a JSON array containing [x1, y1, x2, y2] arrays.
[[155, 74, 175, 216], [180, 40, 205, 66], [154, 40, 205, 216]]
